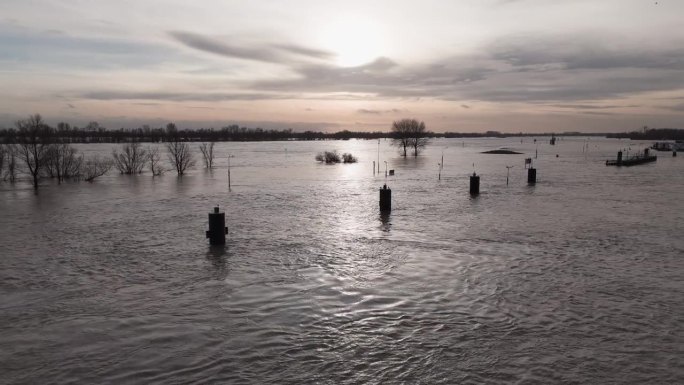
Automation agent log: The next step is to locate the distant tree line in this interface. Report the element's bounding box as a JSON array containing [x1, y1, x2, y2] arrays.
[[606, 127, 684, 140], [0, 122, 391, 143], [0, 116, 618, 145], [0, 116, 216, 189]]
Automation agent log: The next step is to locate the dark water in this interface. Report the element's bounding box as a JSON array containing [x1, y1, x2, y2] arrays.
[[1, 138, 683, 384]]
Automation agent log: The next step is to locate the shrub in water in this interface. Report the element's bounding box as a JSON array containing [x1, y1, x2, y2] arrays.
[[315, 150, 341, 164], [342, 153, 358, 163]]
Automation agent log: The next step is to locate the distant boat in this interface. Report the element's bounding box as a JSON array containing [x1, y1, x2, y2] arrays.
[[606, 149, 657, 166]]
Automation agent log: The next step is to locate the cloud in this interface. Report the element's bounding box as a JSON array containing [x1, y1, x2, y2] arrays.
[[357, 108, 406, 114], [0, 25, 173, 69], [548, 104, 641, 110], [488, 34, 684, 71], [252, 56, 486, 98], [168, 30, 332, 64], [81, 90, 291, 101], [243, 32, 684, 105], [661, 103, 684, 111]]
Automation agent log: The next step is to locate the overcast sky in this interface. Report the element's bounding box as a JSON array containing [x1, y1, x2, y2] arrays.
[[1, 0, 684, 132]]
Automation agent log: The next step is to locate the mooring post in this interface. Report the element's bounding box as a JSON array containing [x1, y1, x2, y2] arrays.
[[674, 151, 677, 157], [469, 172, 480, 196], [206, 206, 228, 245], [617, 151, 623, 166], [379, 184, 391, 212], [528, 168, 537, 185]]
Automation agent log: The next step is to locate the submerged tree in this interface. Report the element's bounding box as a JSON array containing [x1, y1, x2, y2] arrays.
[[112, 142, 147, 174], [342, 153, 358, 163], [391, 118, 428, 157], [166, 126, 194, 175], [81, 155, 113, 182], [147, 145, 166, 176], [391, 119, 415, 157], [45, 143, 82, 183], [409, 120, 429, 156], [315, 150, 341, 164], [15, 114, 51, 189], [4, 145, 17, 182], [199, 142, 215, 169], [0, 145, 5, 177]]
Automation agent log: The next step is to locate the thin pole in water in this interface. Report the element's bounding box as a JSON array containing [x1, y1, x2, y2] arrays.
[[377, 139, 380, 173], [228, 154, 234, 191], [384, 161, 388, 178], [506, 165, 514, 186], [373, 161, 376, 176], [439, 150, 444, 181]]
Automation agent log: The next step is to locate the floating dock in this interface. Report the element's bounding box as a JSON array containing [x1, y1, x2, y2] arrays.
[[606, 149, 657, 166]]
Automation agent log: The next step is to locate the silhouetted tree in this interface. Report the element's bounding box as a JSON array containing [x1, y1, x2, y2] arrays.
[[409, 120, 428, 156], [391, 119, 415, 157], [112, 142, 147, 174], [45, 143, 82, 183], [199, 142, 215, 169], [15, 114, 51, 189], [82, 155, 113, 182], [0, 145, 5, 177], [4, 145, 17, 182], [147, 145, 166, 176], [165, 122, 178, 137], [166, 136, 194, 175]]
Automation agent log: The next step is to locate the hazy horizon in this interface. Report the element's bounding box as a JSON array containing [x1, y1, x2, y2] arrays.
[[2, 0, 684, 132]]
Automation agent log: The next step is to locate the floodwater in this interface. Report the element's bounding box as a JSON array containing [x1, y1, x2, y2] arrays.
[[1, 137, 683, 384]]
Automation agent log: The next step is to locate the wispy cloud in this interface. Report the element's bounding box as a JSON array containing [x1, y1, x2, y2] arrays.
[[81, 90, 292, 101], [168, 30, 332, 64], [357, 108, 406, 114], [246, 33, 684, 104]]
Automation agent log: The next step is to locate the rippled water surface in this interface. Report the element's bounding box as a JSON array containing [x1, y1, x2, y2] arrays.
[[1, 137, 683, 384]]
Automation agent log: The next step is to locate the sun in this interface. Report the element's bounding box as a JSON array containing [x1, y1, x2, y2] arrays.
[[320, 17, 385, 67]]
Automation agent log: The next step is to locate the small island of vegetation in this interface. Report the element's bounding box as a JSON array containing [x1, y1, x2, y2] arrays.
[[481, 149, 523, 154]]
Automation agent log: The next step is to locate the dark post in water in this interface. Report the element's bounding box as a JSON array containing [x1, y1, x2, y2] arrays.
[[379, 184, 391, 212], [470, 173, 480, 196], [674, 151, 677, 157], [528, 168, 537, 185], [206, 206, 228, 245], [617, 151, 623, 166]]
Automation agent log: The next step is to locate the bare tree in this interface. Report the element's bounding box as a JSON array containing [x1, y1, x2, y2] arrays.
[[15, 114, 51, 189], [166, 126, 194, 175], [4, 145, 17, 182], [0, 145, 5, 177], [391, 119, 414, 157], [199, 142, 215, 169], [147, 145, 166, 176], [409, 120, 429, 156], [391, 118, 428, 157], [45, 143, 82, 183], [81, 155, 113, 182], [112, 142, 147, 174]]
